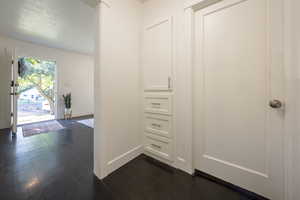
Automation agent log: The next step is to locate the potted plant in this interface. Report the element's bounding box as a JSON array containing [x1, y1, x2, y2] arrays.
[[63, 93, 72, 119]]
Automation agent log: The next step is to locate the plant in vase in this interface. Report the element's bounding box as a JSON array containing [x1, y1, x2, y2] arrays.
[[63, 93, 72, 119]]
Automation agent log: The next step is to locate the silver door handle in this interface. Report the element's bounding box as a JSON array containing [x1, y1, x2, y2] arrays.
[[269, 100, 282, 109]]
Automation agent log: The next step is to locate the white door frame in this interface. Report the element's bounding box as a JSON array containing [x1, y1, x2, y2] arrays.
[[183, 0, 289, 199], [14, 52, 59, 123]]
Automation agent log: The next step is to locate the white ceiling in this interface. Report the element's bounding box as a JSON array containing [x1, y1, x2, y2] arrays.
[[0, 0, 96, 54]]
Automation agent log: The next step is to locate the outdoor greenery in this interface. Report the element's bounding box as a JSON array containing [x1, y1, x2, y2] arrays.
[[62, 93, 72, 109], [18, 57, 56, 114]]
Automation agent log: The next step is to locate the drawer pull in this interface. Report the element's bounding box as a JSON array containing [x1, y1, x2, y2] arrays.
[[151, 103, 161, 106], [151, 103, 161, 108], [151, 144, 162, 149], [151, 123, 161, 128]]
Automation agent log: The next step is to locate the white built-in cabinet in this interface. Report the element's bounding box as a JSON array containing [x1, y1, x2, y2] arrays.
[[143, 94, 173, 162], [142, 17, 174, 166], [142, 17, 173, 92]]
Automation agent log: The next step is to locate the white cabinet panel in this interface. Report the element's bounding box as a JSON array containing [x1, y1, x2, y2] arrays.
[[144, 114, 172, 138], [144, 133, 173, 161], [143, 17, 173, 91], [144, 94, 173, 115]]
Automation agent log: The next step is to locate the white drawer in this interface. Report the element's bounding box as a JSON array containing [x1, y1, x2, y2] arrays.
[[144, 134, 173, 161], [144, 114, 172, 138], [144, 94, 172, 115]]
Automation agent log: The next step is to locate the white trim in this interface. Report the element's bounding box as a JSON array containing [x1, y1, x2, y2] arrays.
[[99, 0, 111, 8], [283, 0, 293, 199], [143, 151, 175, 167], [185, 0, 207, 9], [176, 157, 194, 175], [184, 0, 223, 10], [106, 145, 143, 176], [203, 155, 269, 178], [183, 7, 195, 177], [52, 61, 59, 120], [145, 18, 171, 31]]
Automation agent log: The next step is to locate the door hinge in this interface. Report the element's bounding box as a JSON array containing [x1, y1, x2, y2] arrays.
[[12, 60, 14, 65], [11, 81, 14, 87], [11, 113, 13, 117]]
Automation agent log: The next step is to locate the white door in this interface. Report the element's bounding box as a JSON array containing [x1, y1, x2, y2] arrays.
[[193, 0, 284, 199], [143, 18, 173, 91], [1, 48, 12, 130], [11, 49, 18, 134]]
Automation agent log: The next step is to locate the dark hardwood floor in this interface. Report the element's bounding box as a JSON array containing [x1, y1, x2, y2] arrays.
[[0, 119, 112, 200], [0, 119, 261, 200], [104, 155, 262, 200]]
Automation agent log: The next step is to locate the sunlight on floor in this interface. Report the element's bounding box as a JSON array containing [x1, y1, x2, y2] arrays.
[[18, 114, 55, 125], [77, 118, 94, 128]]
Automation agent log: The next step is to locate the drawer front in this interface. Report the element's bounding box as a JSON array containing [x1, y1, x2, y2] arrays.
[[144, 134, 173, 161], [144, 94, 172, 115], [144, 114, 172, 138]]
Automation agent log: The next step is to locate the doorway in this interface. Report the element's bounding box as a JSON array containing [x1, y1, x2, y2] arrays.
[[17, 57, 57, 125]]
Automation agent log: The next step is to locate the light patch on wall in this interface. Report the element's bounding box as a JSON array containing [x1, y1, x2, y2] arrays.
[[18, 0, 58, 40]]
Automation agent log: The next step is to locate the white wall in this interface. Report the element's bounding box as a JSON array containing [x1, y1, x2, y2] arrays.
[[0, 34, 94, 128], [94, 0, 142, 178]]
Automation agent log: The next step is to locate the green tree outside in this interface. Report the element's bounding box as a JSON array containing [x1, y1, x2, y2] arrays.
[[18, 57, 56, 114]]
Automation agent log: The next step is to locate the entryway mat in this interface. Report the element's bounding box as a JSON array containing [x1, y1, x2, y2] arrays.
[[22, 120, 65, 137]]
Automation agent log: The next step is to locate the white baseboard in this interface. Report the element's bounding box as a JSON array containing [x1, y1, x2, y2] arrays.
[[143, 152, 194, 175], [106, 145, 143, 176], [176, 157, 194, 175], [0, 121, 10, 130]]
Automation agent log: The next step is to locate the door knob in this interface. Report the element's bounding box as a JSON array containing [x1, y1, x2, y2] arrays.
[[269, 100, 282, 109]]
